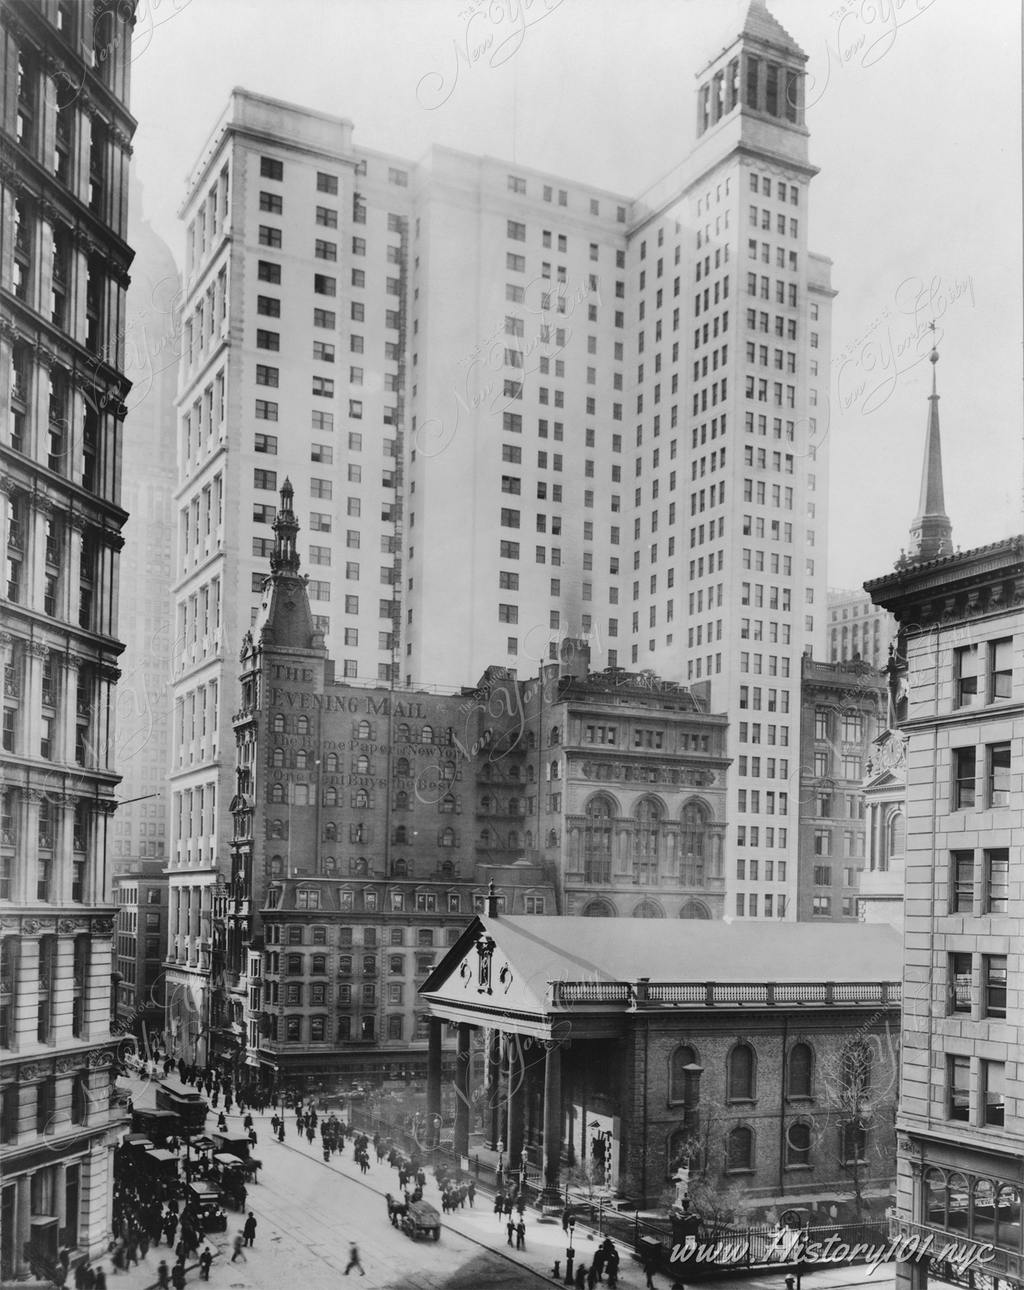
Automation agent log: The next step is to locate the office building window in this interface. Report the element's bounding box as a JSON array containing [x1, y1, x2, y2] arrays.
[[951, 851, 974, 913], [947, 1054, 970, 1121], [953, 748, 976, 808], [984, 955, 1007, 1018]]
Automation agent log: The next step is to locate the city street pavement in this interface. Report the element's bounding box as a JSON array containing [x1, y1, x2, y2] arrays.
[[110, 1086, 899, 1290]]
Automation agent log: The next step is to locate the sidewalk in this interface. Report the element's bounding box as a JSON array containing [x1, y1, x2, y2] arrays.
[[239, 1106, 897, 1290], [106, 1099, 898, 1290]]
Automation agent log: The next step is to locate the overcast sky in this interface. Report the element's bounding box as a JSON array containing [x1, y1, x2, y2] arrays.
[[128, 0, 1023, 591]]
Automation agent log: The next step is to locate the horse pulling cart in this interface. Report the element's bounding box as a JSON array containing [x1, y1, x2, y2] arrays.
[[400, 1200, 441, 1241]]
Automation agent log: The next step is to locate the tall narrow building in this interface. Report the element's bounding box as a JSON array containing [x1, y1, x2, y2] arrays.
[[1, 0, 137, 1273], [866, 352, 1023, 1290], [109, 175, 180, 1035], [167, 93, 413, 1061]]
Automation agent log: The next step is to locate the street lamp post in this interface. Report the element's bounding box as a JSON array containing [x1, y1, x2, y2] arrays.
[[563, 1218, 576, 1285]]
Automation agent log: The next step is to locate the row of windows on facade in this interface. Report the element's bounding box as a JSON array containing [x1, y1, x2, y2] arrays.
[[263, 877, 467, 907], [668, 1037, 865, 1110], [185, 151, 403, 282], [505, 172, 626, 220], [0, 805, 89, 905], [253, 498, 399, 534], [263, 785, 456, 820], [263, 815, 461, 847], [736, 723, 790, 746], [5, 489, 105, 627], [14, 36, 121, 199], [2, 646, 97, 759], [734, 893, 790, 917], [253, 527, 399, 560], [949, 848, 1012, 916], [263, 978, 423, 1010], [0, 1075, 93, 1145], [920, 1167, 1021, 1255], [809, 789, 869, 826], [0, 935, 89, 1049], [264, 926, 437, 959], [951, 744, 1013, 810], [10, 199, 113, 359], [734, 825, 788, 849], [265, 1012, 419, 1044], [735, 788, 789, 816]]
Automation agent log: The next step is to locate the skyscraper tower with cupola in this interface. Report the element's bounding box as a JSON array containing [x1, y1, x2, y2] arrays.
[[406, 0, 834, 921]]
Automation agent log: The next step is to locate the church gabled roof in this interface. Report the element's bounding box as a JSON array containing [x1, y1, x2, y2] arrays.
[[420, 915, 902, 1033]]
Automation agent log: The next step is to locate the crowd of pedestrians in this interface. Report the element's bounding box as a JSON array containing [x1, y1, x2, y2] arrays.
[[86, 1057, 647, 1290]]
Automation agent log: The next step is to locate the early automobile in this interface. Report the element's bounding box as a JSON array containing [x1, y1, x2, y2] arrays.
[[400, 1200, 441, 1241], [186, 1181, 227, 1232], [210, 1131, 261, 1182]]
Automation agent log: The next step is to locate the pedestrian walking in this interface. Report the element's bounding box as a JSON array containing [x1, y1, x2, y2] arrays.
[[243, 1213, 257, 1247], [506, 1218, 516, 1246], [230, 1234, 247, 1263], [157, 1261, 170, 1290], [170, 1265, 186, 1290], [467, 1180, 476, 1207], [643, 1255, 657, 1288], [198, 1249, 213, 1281], [516, 1219, 526, 1250], [574, 1264, 587, 1290], [343, 1241, 365, 1276], [93, 1271, 106, 1290]]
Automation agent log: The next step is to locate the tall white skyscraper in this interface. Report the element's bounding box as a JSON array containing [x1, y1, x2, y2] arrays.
[[406, 3, 833, 921], [167, 2, 835, 1052]]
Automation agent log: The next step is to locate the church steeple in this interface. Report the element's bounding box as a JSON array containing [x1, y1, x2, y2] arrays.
[[270, 477, 301, 575], [905, 343, 953, 565]]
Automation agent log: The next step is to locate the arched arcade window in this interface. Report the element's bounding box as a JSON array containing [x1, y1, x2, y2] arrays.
[[583, 796, 615, 884], [727, 1043, 756, 1101]]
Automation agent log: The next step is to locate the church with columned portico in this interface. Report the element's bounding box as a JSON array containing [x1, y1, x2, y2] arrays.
[[421, 897, 902, 1217]]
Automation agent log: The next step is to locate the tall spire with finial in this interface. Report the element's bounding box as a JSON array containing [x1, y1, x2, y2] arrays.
[[906, 331, 953, 564], [270, 477, 301, 575]]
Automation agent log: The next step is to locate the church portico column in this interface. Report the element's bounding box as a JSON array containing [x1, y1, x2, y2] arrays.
[[506, 1034, 525, 1172], [426, 1017, 442, 1146], [541, 1031, 564, 1203], [485, 1027, 502, 1150], [453, 1022, 471, 1158]]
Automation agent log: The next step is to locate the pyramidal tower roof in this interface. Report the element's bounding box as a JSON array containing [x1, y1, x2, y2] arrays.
[[250, 479, 323, 652], [741, 0, 807, 59], [905, 344, 954, 565]]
